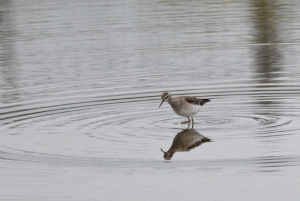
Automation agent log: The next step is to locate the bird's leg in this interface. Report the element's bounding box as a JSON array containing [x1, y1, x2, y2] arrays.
[[191, 118, 194, 125], [181, 117, 191, 124]]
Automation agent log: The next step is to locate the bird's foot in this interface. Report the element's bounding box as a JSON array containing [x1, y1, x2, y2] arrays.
[[181, 121, 190, 124]]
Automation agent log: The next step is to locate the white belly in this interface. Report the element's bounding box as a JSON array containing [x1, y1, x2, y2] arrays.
[[171, 104, 201, 117]]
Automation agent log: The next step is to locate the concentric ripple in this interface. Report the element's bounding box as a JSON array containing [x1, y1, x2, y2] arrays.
[[2, 71, 300, 170]]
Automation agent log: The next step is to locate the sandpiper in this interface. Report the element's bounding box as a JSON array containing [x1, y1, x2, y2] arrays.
[[159, 92, 210, 124], [161, 128, 211, 160]]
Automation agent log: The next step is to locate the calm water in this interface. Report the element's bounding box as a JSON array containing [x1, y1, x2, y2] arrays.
[[1, 0, 300, 200]]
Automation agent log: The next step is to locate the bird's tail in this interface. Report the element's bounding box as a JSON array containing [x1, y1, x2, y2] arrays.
[[203, 99, 210, 103], [202, 137, 211, 143], [200, 99, 210, 105]]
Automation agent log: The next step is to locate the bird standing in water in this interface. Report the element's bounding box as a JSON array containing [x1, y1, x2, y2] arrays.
[[159, 92, 210, 124]]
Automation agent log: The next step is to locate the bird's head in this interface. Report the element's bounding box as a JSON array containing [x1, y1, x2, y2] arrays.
[[161, 149, 173, 160], [159, 92, 171, 108]]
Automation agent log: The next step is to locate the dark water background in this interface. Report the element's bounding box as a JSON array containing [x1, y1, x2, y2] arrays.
[[1, 0, 300, 200]]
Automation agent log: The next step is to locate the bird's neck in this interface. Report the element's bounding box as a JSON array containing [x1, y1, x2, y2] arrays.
[[167, 97, 178, 108], [166, 96, 174, 104]]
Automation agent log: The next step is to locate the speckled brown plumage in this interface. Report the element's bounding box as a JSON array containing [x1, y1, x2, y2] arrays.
[[184, 97, 210, 106]]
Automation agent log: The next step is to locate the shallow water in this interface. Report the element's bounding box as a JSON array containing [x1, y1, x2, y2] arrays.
[[1, 0, 300, 200]]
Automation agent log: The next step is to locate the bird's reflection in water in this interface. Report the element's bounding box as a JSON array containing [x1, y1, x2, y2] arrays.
[[161, 125, 211, 160]]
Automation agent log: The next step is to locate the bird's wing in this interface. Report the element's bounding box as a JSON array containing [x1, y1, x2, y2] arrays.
[[184, 97, 210, 106]]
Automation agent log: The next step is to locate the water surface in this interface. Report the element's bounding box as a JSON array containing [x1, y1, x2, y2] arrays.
[[1, 0, 300, 200]]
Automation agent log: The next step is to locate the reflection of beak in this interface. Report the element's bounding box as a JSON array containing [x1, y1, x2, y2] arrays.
[[161, 148, 169, 156], [159, 98, 167, 108]]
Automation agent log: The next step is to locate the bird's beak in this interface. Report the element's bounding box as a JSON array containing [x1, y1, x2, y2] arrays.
[[159, 97, 167, 108], [161, 148, 168, 156]]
